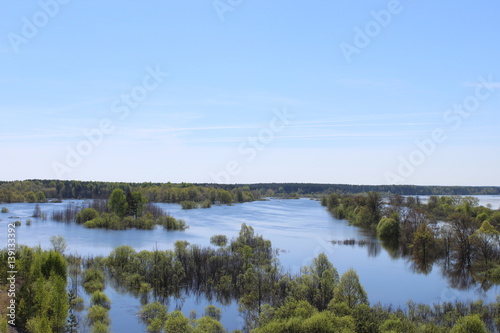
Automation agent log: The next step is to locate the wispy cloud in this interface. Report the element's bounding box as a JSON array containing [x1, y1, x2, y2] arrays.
[[462, 80, 500, 89], [337, 78, 408, 89], [124, 121, 438, 134]]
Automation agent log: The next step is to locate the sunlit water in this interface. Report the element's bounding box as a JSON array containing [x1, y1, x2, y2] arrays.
[[1, 196, 499, 332]]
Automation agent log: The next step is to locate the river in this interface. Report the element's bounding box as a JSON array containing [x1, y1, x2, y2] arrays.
[[1, 195, 499, 332]]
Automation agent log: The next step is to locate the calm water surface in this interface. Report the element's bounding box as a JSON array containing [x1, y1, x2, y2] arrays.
[[1, 196, 499, 332]]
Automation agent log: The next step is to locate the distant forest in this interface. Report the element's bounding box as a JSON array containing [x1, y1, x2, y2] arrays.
[[0, 180, 499, 203]]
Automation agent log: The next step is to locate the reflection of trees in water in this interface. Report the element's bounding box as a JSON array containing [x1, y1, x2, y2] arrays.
[[330, 237, 496, 294], [367, 240, 381, 257], [439, 260, 476, 291], [329, 238, 382, 257], [380, 239, 402, 259], [409, 256, 435, 275]]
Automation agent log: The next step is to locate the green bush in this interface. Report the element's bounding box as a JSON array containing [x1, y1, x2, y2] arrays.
[[200, 199, 212, 208], [91, 291, 111, 309], [450, 314, 488, 333], [377, 217, 399, 241], [1, 207, 8, 213], [83, 268, 105, 293], [71, 297, 85, 312], [76, 208, 99, 224], [180, 200, 197, 209], [210, 235, 228, 247], [159, 216, 188, 230], [91, 321, 111, 333], [203, 305, 222, 321], [87, 305, 110, 326]]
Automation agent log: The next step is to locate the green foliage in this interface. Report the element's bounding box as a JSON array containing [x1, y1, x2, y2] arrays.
[[210, 235, 228, 247], [201, 199, 212, 208], [73, 191, 188, 230], [139, 301, 168, 325], [87, 305, 111, 326], [84, 213, 122, 229], [333, 269, 368, 309], [36, 191, 47, 202], [377, 217, 399, 241], [256, 305, 355, 333], [91, 291, 111, 309], [26, 316, 52, 333], [273, 300, 317, 320], [302, 312, 355, 333], [71, 297, 85, 312], [25, 190, 37, 203], [324, 192, 382, 227], [1, 206, 8, 213], [50, 235, 67, 254], [380, 316, 417, 333], [181, 200, 197, 209], [450, 314, 488, 333], [83, 268, 106, 293], [108, 188, 128, 218], [193, 316, 225, 333], [204, 305, 222, 322], [12, 247, 69, 332], [158, 215, 188, 230], [91, 321, 111, 333], [412, 223, 436, 262], [76, 208, 99, 224], [164, 311, 191, 333], [126, 191, 148, 218], [296, 253, 339, 310], [108, 245, 136, 272]]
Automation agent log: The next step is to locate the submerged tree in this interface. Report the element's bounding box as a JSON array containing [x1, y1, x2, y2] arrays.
[[108, 189, 128, 218]]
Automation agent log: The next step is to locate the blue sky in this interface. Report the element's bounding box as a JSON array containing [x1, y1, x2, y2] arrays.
[[1, 0, 499, 185]]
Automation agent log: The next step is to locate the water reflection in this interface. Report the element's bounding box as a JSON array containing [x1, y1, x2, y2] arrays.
[[3, 197, 500, 332]]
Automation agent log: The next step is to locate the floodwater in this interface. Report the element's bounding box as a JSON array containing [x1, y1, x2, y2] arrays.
[[1, 195, 499, 332]]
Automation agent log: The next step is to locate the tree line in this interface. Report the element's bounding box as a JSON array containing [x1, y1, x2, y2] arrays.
[[1, 179, 499, 204], [0, 180, 260, 205]]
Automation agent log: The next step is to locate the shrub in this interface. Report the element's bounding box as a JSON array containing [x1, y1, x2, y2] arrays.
[[180, 200, 197, 209], [83, 268, 105, 293], [203, 305, 222, 321], [87, 305, 110, 326], [210, 235, 228, 247], [76, 208, 99, 224], [91, 321, 111, 333], [200, 199, 212, 208], [377, 217, 399, 241], [159, 216, 188, 230], [1, 207, 8, 213], [91, 291, 111, 309], [450, 314, 488, 333], [71, 297, 85, 312]]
